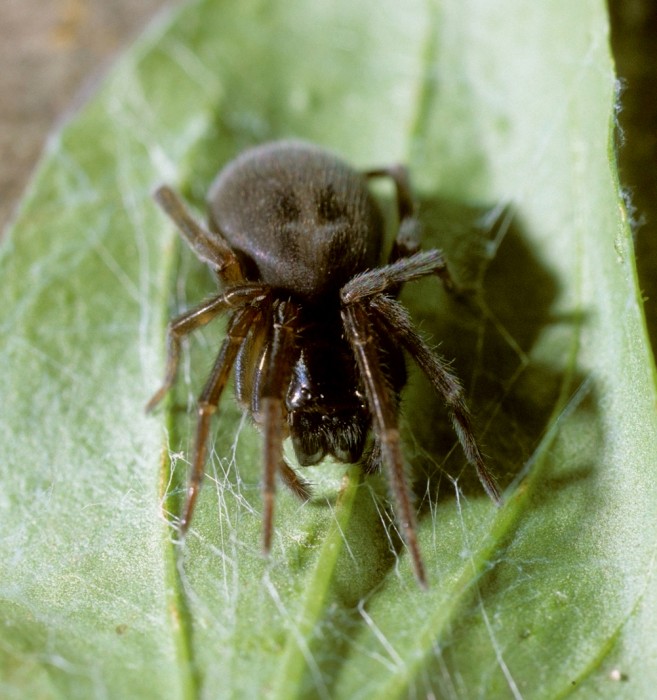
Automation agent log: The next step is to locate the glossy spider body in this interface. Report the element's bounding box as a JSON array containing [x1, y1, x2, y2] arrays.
[[147, 140, 500, 586]]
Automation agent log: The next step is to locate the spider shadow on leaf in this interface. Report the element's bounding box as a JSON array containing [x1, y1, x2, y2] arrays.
[[398, 194, 593, 511]]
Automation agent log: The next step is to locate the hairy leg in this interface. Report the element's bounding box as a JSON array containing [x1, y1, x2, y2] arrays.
[[146, 285, 268, 413], [365, 164, 421, 262], [154, 185, 245, 286], [180, 305, 260, 531], [258, 299, 301, 553], [342, 301, 427, 587], [341, 249, 455, 304], [369, 294, 501, 504]]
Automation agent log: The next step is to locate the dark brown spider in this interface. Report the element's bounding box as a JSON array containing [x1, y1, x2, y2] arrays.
[[146, 140, 500, 586]]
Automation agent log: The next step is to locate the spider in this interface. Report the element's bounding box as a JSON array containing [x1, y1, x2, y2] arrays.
[[146, 140, 500, 586]]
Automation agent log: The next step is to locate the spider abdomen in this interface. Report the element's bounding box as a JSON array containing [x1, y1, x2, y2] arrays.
[[207, 141, 385, 299]]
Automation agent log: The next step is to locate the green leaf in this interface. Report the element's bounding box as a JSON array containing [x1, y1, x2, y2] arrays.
[[1, 0, 655, 698]]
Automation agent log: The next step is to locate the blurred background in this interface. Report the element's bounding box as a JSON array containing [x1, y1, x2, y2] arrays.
[[1, 0, 654, 348], [0, 0, 181, 228]]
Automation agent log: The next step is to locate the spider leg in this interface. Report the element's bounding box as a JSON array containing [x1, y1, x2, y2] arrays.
[[365, 165, 414, 222], [233, 306, 311, 503], [369, 295, 501, 505], [180, 304, 261, 531], [341, 249, 455, 304], [365, 165, 421, 261], [154, 185, 245, 286], [342, 301, 427, 587], [259, 299, 300, 553], [146, 285, 268, 413], [279, 460, 312, 501]]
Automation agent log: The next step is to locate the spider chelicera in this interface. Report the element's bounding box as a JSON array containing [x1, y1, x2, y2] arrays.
[[146, 140, 500, 586]]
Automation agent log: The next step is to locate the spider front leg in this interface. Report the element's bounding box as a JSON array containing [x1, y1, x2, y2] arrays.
[[340, 250, 500, 585], [259, 299, 301, 553], [145, 285, 268, 413], [341, 249, 454, 304], [342, 301, 427, 587], [369, 295, 501, 505], [365, 168, 463, 298], [180, 304, 261, 531]]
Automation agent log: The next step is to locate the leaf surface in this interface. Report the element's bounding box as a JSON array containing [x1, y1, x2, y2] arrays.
[[1, 0, 655, 698]]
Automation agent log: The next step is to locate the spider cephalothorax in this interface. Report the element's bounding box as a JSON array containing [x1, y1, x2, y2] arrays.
[[147, 140, 500, 586]]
